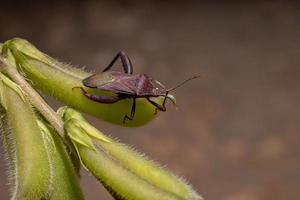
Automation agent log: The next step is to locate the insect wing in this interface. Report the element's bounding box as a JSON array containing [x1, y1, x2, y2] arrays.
[[101, 83, 134, 94], [99, 75, 137, 94], [83, 71, 137, 94], [82, 72, 117, 88]]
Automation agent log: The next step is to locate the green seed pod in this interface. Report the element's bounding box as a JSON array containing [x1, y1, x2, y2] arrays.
[[66, 130, 183, 200], [36, 119, 85, 200], [2, 38, 165, 127], [60, 107, 203, 200], [0, 73, 52, 200]]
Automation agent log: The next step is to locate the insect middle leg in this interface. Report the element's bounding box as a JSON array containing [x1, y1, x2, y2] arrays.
[[102, 51, 133, 74], [123, 98, 136, 123]]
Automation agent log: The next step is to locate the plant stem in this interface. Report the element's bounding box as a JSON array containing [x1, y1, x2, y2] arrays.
[[0, 56, 65, 138]]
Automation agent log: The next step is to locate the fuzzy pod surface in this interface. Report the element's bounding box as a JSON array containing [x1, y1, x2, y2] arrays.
[[0, 76, 53, 200], [36, 119, 85, 200], [61, 107, 203, 200]]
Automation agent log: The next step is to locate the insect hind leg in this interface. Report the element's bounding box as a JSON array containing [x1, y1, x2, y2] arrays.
[[74, 87, 121, 103], [123, 98, 136, 123], [103, 51, 133, 74]]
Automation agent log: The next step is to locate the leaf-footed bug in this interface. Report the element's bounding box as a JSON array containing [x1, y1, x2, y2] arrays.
[[77, 51, 200, 123]]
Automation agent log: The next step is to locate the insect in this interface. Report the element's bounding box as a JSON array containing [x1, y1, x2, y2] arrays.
[[78, 51, 199, 123]]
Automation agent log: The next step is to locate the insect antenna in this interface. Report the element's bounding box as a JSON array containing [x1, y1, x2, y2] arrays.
[[156, 75, 200, 112], [167, 75, 201, 92]]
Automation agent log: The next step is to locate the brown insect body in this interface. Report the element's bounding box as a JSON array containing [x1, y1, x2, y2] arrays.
[[83, 71, 167, 98], [79, 51, 198, 123]]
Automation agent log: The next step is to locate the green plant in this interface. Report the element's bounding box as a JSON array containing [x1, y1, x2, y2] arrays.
[[0, 38, 203, 200]]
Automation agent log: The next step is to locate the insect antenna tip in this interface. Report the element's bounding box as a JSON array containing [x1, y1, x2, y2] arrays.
[[167, 74, 201, 92]]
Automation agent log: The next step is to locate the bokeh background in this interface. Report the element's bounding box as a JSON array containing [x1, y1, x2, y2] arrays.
[[0, 1, 299, 200]]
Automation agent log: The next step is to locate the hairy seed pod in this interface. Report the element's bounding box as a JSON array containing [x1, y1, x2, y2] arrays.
[[2, 38, 164, 127], [36, 119, 85, 200], [0, 74, 52, 200], [61, 107, 203, 200]]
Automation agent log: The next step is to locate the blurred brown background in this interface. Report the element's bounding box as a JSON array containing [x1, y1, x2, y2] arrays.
[[0, 1, 299, 200]]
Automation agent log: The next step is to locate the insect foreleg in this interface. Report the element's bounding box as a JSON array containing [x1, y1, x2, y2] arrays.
[[146, 97, 167, 113], [102, 51, 133, 74], [123, 98, 136, 123]]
